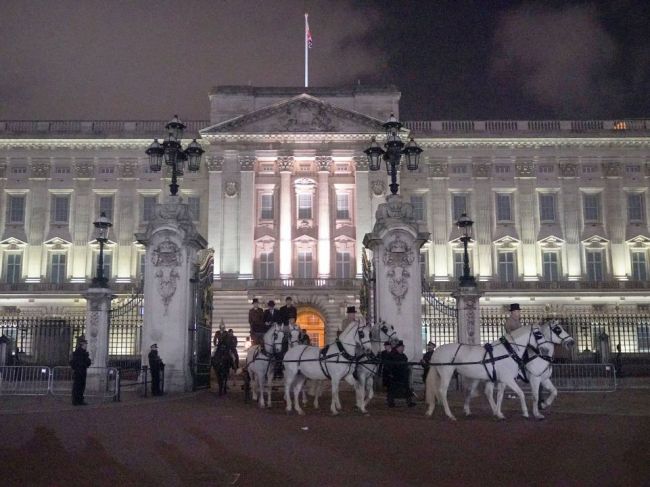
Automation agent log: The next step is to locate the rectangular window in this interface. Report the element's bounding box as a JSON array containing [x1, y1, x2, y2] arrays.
[[336, 252, 352, 278], [419, 251, 427, 279], [583, 194, 601, 223], [451, 165, 467, 174], [495, 164, 511, 174], [498, 252, 516, 283], [260, 194, 274, 220], [298, 194, 312, 219], [51, 195, 70, 224], [11, 166, 27, 175], [586, 250, 604, 282], [496, 193, 512, 222], [188, 196, 200, 221], [627, 193, 645, 223], [297, 251, 313, 278], [638, 326, 650, 353], [95, 252, 112, 279], [411, 195, 425, 221], [631, 252, 647, 281], [454, 252, 464, 279], [260, 252, 275, 279], [452, 194, 468, 221], [50, 254, 67, 284], [142, 196, 157, 222], [539, 194, 556, 223], [139, 253, 146, 279], [8, 195, 26, 224], [626, 164, 641, 174], [538, 164, 554, 174], [336, 193, 350, 220], [542, 251, 559, 281], [98, 195, 114, 221], [54, 166, 71, 175], [582, 165, 596, 174], [5, 254, 22, 284]]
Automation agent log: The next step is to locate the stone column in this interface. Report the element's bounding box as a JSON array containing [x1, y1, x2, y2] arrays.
[[317, 156, 331, 278], [364, 194, 430, 361], [239, 156, 256, 279], [278, 157, 293, 278], [83, 286, 113, 392], [453, 284, 482, 345], [206, 156, 223, 277], [354, 156, 371, 278], [135, 195, 207, 392]]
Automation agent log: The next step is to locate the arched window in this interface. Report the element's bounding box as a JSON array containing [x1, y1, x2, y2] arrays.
[[296, 307, 325, 347]]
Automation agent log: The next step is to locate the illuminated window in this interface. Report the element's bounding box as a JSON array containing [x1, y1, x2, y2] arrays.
[[496, 193, 512, 222], [260, 252, 275, 279], [586, 250, 604, 282], [298, 194, 312, 219], [452, 194, 468, 221], [260, 194, 274, 220], [49, 254, 67, 284], [542, 251, 559, 281], [628, 193, 645, 223], [94, 252, 112, 280], [297, 251, 313, 278], [336, 193, 350, 220], [4, 254, 22, 284], [296, 308, 325, 347], [98, 195, 114, 221], [583, 194, 601, 223], [498, 252, 516, 282], [335, 252, 352, 278], [631, 252, 647, 281]]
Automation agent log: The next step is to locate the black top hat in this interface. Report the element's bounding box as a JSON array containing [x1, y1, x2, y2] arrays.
[[383, 341, 391, 347], [150, 343, 158, 349], [510, 303, 521, 312], [252, 298, 259, 304], [268, 300, 275, 307], [77, 335, 88, 344], [395, 340, 405, 348], [427, 341, 436, 349], [285, 296, 293, 301], [346, 306, 356, 314]]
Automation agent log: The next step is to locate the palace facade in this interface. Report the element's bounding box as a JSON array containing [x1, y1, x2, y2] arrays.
[[1, 85, 649, 350]]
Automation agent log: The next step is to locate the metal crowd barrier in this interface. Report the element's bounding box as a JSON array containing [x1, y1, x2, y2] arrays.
[[0, 366, 121, 400], [0, 366, 51, 395]]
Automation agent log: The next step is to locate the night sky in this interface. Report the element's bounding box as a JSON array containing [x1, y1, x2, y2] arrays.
[[1, 0, 650, 121]]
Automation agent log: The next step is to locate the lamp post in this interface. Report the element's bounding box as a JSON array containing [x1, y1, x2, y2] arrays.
[[145, 115, 205, 196], [457, 213, 476, 286], [364, 114, 423, 195], [92, 212, 112, 288]]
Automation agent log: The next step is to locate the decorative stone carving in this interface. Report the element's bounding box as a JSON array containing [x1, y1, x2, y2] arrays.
[[278, 100, 335, 132], [383, 234, 415, 307], [206, 156, 224, 171], [558, 163, 577, 177], [238, 155, 256, 171], [429, 162, 448, 177], [374, 194, 416, 234], [353, 156, 368, 170], [152, 238, 181, 314], [277, 156, 294, 171], [31, 161, 51, 178], [119, 159, 138, 178], [74, 160, 95, 178], [224, 181, 239, 198], [602, 161, 621, 177], [315, 156, 332, 171], [371, 180, 386, 196], [472, 162, 490, 177], [515, 161, 535, 177]]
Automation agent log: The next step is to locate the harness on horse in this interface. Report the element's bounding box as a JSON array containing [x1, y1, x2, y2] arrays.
[[499, 336, 528, 383], [315, 338, 358, 380]]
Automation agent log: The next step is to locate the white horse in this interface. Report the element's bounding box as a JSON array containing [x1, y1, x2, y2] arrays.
[[244, 324, 285, 408], [287, 326, 324, 408], [283, 320, 373, 415], [463, 319, 575, 420], [353, 321, 398, 410], [425, 323, 571, 420]]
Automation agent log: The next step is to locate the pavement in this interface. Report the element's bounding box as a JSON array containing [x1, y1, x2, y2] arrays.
[[1, 383, 649, 487]]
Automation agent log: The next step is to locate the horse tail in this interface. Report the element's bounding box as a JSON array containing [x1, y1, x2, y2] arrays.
[[425, 362, 440, 415]]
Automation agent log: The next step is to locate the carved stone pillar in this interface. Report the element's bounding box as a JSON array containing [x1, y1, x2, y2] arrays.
[[135, 196, 207, 392], [453, 285, 482, 345], [83, 286, 113, 392], [364, 194, 430, 361], [278, 157, 293, 278], [317, 156, 331, 278]]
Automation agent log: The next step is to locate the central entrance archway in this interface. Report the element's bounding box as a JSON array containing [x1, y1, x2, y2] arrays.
[[296, 307, 326, 347]]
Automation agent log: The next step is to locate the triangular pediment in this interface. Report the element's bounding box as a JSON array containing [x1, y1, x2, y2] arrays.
[[43, 237, 72, 248], [493, 235, 521, 246], [582, 235, 609, 245], [200, 94, 388, 135], [0, 237, 28, 248], [626, 234, 650, 247], [538, 235, 565, 247]]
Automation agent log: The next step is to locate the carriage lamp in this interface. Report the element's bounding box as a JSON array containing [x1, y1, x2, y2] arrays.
[[456, 213, 476, 286], [364, 114, 423, 195], [145, 115, 204, 196], [92, 211, 112, 287]]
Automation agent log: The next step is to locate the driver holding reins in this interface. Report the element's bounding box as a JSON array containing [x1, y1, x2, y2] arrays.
[[505, 303, 522, 333]]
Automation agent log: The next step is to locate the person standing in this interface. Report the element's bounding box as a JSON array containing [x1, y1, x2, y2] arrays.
[[379, 341, 392, 390], [341, 306, 358, 330], [263, 300, 280, 328], [420, 341, 436, 382], [505, 303, 522, 333], [70, 336, 91, 406], [279, 296, 297, 326], [387, 341, 415, 408], [227, 329, 239, 371], [248, 298, 265, 345], [148, 344, 164, 396]]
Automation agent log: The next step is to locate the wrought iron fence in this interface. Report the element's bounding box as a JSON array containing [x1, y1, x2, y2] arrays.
[[422, 283, 458, 346]]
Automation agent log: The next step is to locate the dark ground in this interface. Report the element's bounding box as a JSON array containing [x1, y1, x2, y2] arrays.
[[1, 384, 649, 487]]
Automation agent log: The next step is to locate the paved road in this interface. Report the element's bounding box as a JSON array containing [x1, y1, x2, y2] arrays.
[[1, 388, 649, 486]]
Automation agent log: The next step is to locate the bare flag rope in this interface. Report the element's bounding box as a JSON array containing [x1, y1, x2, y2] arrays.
[[305, 13, 312, 87]]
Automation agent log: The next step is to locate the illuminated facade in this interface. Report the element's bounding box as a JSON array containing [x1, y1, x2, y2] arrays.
[[1, 86, 649, 347]]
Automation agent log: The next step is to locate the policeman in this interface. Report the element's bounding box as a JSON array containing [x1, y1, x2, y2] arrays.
[[70, 335, 91, 406], [148, 344, 165, 396], [420, 341, 436, 382]]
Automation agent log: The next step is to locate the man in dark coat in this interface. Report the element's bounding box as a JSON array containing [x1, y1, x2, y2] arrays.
[[387, 341, 415, 407], [379, 341, 392, 390], [148, 344, 164, 396], [227, 329, 239, 370], [263, 300, 280, 328], [248, 298, 265, 345], [70, 336, 91, 406], [420, 341, 436, 382], [279, 296, 297, 326]]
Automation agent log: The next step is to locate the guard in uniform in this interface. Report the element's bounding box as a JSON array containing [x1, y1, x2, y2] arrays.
[[387, 341, 415, 407], [148, 344, 165, 396], [248, 298, 265, 345], [70, 335, 91, 406], [420, 341, 436, 382]]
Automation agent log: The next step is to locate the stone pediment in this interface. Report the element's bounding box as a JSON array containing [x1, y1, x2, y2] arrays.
[[493, 235, 521, 247], [43, 237, 72, 248], [0, 237, 28, 248], [626, 235, 650, 248], [200, 94, 387, 135], [538, 235, 565, 247]]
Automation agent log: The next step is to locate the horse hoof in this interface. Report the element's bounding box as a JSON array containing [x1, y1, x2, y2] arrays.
[[298, 410, 305, 416], [540, 402, 548, 410], [535, 414, 545, 421]]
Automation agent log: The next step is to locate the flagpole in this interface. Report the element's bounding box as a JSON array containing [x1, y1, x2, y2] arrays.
[[304, 13, 309, 87]]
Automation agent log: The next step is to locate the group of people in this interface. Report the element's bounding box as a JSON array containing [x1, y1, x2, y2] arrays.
[[248, 296, 311, 346]]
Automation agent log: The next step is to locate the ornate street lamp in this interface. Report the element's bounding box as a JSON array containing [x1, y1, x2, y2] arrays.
[[364, 114, 423, 195], [456, 212, 476, 286], [92, 212, 112, 287], [146, 115, 204, 196]]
